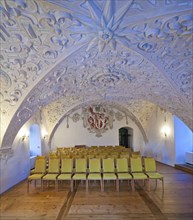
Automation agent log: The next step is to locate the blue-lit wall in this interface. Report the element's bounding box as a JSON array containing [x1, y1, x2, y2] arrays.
[[174, 116, 193, 164]]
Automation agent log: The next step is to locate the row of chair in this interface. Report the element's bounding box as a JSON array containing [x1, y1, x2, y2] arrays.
[[27, 157, 164, 193], [52, 146, 135, 159]]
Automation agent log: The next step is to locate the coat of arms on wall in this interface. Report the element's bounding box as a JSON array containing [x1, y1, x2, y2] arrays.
[[82, 105, 113, 137]]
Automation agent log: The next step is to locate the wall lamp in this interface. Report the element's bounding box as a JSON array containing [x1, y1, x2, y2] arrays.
[[21, 135, 26, 141], [43, 134, 48, 139], [41, 129, 48, 140], [161, 125, 170, 137], [21, 134, 29, 141]]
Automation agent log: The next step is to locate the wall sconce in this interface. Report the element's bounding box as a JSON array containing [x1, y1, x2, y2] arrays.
[[21, 135, 26, 141], [41, 129, 48, 139], [43, 134, 48, 139], [21, 133, 29, 141], [161, 111, 170, 137], [161, 125, 170, 137], [19, 129, 29, 142]]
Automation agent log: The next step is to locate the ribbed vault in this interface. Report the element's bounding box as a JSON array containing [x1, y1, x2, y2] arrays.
[[0, 0, 192, 148]]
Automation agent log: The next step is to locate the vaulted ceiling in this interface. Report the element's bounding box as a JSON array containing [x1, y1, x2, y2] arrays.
[[1, 0, 192, 148]]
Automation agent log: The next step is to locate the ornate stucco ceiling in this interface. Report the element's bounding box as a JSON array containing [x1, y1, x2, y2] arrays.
[[0, 0, 192, 148]]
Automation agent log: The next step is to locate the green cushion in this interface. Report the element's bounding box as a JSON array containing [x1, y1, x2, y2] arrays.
[[28, 174, 45, 180], [132, 173, 148, 179], [73, 173, 87, 180], [34, 159, 46, 173], [89, 159, 101, 172], [75, 159, 87, 172], [47, 159, 60, 173], [60, 159, 73, 173], [57, 174, 72, 180], [103, 158, 115, 172], [117, 173, 132, 179], [116, 158, 129, 172], [144, 158, 156, 172], [42, 174, 58, 180], [146, 172, 163, 179], [103, 173, 117, 180], [87, 173, 102, 180], [130, 157, 143, 172]]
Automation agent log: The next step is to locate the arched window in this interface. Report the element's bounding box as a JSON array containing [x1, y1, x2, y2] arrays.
[[29, 124, 42, 156]]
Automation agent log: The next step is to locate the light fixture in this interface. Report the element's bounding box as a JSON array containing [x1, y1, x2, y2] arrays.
[[20, 131, 29, 141], [21, 135, 26, 141], [41, 129, 48, 139], [161, 125, 170, 137], [161, 114, 170, 137], [21, 133, 29, 141]]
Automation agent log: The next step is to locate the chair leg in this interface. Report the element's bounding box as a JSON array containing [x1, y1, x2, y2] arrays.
[[148, 179, 150, 191], [129, 180, 132, 190], [131, 179, 135, 191], [155, 179, 158, 190], [27, 180, 30, 193], [55, 180, 57, 192], [70, 179, 73, 192], [102, 179, 104, 192], [116, 179, 119, 192], [41, 180, 44, 192], [100, 179, 103, 192], [57, 180, 59, 192], [86, 179, 88, 192], [162, 178, 164, 194]]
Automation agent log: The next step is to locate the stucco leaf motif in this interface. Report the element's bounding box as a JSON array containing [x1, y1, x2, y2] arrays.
[[68, 0, 133, 52]]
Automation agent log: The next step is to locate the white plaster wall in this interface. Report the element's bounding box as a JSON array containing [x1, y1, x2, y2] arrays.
[[51, 115, 145, 151], [174, 116, 193, 164], [143, 108, 175, 166], [0, 118, 43, 194], [0, 137, 30, 194]]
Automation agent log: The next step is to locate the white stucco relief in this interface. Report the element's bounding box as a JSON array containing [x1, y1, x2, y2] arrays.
[[0, 0, 192, 150]]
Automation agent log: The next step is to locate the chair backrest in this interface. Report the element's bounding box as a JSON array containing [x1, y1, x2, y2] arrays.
[[75, 158, 87, 173], [60, 158, 73, 173], [102, 158, 115, 173], [131, 151, 141, 158], [130, 157, 143, 172], [47, 158, 60, 173], [34, 158, 46, 173], [143, 157, 156, 172], [116, 158, 129, 172], [89, 158, 101, 173]]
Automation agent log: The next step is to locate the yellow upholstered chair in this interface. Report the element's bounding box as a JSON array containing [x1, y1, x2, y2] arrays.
[[72, 158, 87, 191], [87, 154, 96, 159], [27, 156, 46, 192], [102, 158, 118, 191], [116, 158, 133, 191], [131, 151, 141, 158], [143, 157, 164, 193], [130, 157, 149, 191], [30, 156, 46, 175], [87, 158, 103, 191], [57, 158, 74, 191], [42, 158, 60, 191], [120, 153, 130, 159]]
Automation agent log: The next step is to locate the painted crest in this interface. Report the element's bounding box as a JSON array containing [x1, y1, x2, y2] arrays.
[[88, 106, 108, 130]]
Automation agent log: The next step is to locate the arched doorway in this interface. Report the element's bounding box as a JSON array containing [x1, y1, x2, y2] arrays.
[[119, 127, 133, 148]]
